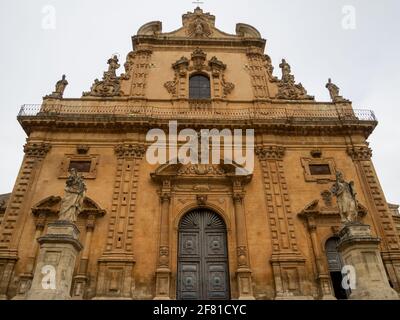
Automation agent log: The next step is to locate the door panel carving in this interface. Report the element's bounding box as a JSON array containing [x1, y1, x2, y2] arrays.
[[177, 210, 230, 300]]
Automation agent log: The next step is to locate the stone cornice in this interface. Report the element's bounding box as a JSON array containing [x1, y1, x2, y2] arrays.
[[18, 115, 376, 138], [132, 35, 266, 51]]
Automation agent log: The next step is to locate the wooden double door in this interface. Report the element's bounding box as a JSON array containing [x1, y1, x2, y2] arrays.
[[177, 209, 230, 300]]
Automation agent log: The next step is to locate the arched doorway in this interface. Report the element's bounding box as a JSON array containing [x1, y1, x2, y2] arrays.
[[325, 237, 349, 299], [177, 209, 230, 300]]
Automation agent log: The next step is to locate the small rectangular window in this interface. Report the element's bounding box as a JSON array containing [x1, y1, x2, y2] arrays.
[[309, 164, 331, 175], [69, 161, 91, 173]]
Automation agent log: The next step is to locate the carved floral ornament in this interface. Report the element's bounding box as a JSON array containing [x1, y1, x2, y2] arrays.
[[164, 48, 235, 99]]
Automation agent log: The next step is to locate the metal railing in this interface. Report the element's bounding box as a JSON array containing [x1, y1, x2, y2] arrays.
[[18, 104, 377, 123]]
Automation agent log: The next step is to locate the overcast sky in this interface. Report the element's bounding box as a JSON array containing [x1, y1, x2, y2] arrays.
[[0, 0, 399, 203]]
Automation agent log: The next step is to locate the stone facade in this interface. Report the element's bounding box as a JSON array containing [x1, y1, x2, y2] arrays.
[[0, 8, 399, 300]]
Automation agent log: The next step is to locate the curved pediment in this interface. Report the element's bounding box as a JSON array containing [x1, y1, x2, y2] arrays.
[[236, 23, 262, 38], [298, 198, 368, 220], [151, 159, 252, 182], [137, 21, 162, 36], [135, 7, 262, 41], [32, 196, 106, 217]]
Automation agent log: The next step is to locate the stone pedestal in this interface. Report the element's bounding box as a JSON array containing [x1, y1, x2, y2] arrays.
[[154, 268, 171, 300], [26, 221, 83, 300], [337, 223, 399, 300], [237, 268, 255, 300]]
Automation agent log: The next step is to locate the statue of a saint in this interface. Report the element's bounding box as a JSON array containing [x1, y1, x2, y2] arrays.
[[325, 78, 348, 103], [195, 21, 204, 36], [279, 59, 294, 83], [59, 168, 86, 223], [45, 75, 68, 99], [331, 171, 358, 224], [106, 55, 120, 78]]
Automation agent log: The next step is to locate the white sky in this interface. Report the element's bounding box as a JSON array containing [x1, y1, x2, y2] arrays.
[[0, 0, 399, 203]]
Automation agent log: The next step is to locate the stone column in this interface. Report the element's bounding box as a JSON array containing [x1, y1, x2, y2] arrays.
[[71, 214, 95, 299], [256, 145, 311, 299], [0, 143, 51, 299], [304, 215, 336, 299], [232, 179, 255, 299], [26, 221, 83, 300], [154, 181, 172, 300], [337, 223, 399, 300], [95, 144, 145, 299]]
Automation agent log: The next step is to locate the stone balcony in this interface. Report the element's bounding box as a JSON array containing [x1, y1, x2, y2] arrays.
[[17, 102, 377, 136]]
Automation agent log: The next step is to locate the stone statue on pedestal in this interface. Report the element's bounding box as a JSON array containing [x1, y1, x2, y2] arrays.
[[279, 59, 293, 83], [59, 169, 86, 223], [331, 171, 358, 224], [45, 75, 68, 99], [325, 78, 349, 103], [106, 55, 120, 79]]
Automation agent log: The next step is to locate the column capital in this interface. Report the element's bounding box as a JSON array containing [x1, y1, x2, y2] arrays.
[[237, 246, 249, 268], [158, 246, 170, 268], [255, 145, 285, 160], [347, 146, 372, 161], [35, 213, 47, 230], [85, 214, 96, 231], [233, 192, 245, 203], [24, 143, 51, 158], [160, 192, 171, 202], [114, 144, 146, 159]]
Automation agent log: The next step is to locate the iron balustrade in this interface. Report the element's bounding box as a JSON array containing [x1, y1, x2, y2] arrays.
[[17, 104, 377, 123]]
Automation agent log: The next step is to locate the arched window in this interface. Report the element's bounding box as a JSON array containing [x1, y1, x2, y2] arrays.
[[189, 74, 211, 99]]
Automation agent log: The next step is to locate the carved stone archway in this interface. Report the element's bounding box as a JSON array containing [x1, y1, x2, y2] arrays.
[[151, 161, 254, 300]]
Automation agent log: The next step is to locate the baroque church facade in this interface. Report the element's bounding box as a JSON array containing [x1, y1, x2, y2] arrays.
[[0, 8, 399, 300]]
